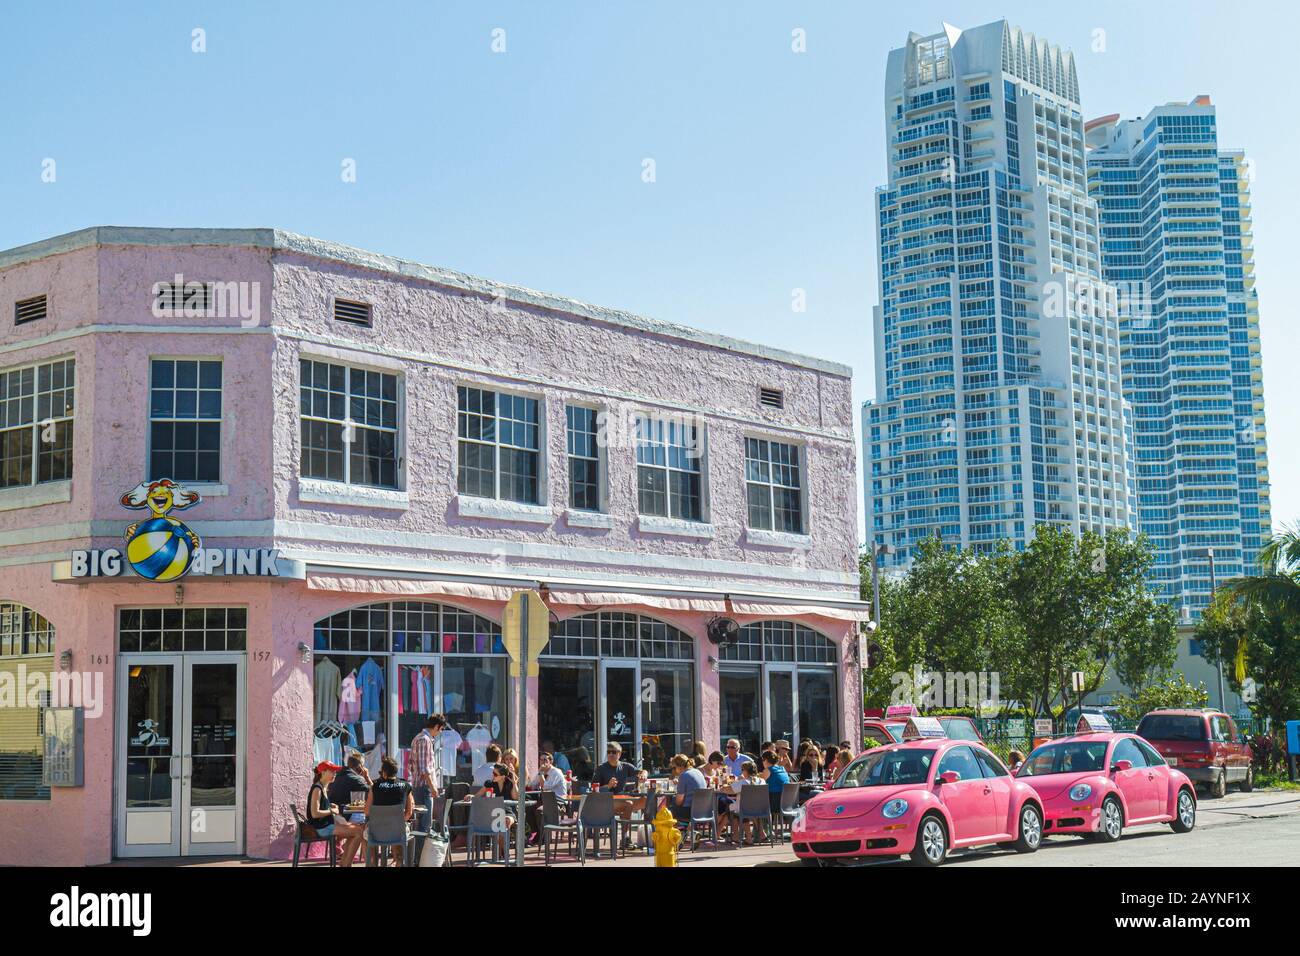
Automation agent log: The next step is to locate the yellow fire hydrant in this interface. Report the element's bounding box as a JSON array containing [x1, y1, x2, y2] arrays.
[[651, 803, 681, 867]]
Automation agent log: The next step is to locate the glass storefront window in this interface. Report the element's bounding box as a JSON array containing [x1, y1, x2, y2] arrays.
[[719, 669, 761, 758], [441, 656, 508, 780], [640, 662, 694, 774], [311, 601, 508, 784], [717, 621, 840, 753], [537, 661, 597, 782], [798, 669, 836, 747], [539, 612, 696, 771]]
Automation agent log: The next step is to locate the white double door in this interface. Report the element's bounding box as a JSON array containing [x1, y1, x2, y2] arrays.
[[115, 653, 245, 858]]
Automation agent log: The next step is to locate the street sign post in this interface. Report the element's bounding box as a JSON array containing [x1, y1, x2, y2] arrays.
[[502, 589, 550, 866]]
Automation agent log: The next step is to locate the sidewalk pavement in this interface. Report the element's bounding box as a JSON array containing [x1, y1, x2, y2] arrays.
[[101, 788, 1300, 869]]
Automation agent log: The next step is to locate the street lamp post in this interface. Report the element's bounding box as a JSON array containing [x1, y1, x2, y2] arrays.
[[1195, 548, 1227, 710], [1206, 549, 1226, 711], [871, 541, 895, 629]]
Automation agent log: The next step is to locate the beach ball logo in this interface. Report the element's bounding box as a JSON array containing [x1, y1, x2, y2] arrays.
[[120, 479, 203, 582]]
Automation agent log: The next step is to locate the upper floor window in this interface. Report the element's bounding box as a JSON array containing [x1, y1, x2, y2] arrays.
[[635, 415, 703, 521], [149, 359, 221, 483], [566, 405, 601, 511], [745, 438, 804, 534], [299, 359, 400, 489], [457, 386, 541, 505], [0, 358, 75, 489]]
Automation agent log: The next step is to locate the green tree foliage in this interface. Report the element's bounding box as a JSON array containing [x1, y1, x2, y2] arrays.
[[862, 526, 1177, 715], [1200, 526, 1300, 731], [1111, 673, 1209, 723]]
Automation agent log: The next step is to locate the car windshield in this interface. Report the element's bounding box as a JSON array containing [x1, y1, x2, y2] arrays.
[[834, 749, 935, 788], [1017, 741, 1109, 776], [938, 718, 980, 741], [1136, 715, 1207, 741]]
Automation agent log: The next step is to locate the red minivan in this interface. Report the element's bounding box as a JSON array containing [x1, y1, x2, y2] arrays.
[[1136, 709, 1253, 797]]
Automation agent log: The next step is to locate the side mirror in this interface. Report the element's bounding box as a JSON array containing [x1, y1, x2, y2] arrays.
[[1112, 760, 1132, 773], [938, 770, 960, 785]]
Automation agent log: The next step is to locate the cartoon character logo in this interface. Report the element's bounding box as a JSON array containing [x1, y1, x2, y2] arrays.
[[131, 718, 170, 747], [120, 479, 202, 582]]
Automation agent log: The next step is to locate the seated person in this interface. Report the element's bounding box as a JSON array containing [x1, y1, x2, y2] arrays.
[[593, 743, 636, 792], [306, 762, 366, 867], [670, 753, 708, 824], [474, 744, 503, 788], [365, 755, 414, 866], [760, 749, 792, 815], [326, 751, 371, 815], [475, 762, 519, 857]]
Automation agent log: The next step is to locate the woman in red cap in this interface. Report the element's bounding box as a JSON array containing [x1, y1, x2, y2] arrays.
[[308, 761, 366, 866]]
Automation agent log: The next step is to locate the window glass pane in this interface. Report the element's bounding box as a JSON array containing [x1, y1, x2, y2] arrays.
[[538, 661, 597, 785], [641, 663, 694, 775], [797, 669, 836, 747], [720, 669, 761, 759]]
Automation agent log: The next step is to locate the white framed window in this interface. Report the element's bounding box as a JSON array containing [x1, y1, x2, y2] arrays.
[[635, 415, 704, 521], [299, 358, 401, 489], [566, 404, 602, 511], [149, 359, 221, 483], [0, 357, 75, 488], [745, 437, 804, 534], [457, 386, 542, 505]]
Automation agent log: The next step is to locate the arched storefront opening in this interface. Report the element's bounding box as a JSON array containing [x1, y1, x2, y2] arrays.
[[311, 601, 508, 784], [538, 611, 695, 778], [718, 620, 839, 760], [0, 602, 55, 800]]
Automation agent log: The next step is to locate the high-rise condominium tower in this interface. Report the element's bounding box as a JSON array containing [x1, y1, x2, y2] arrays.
[[863, 20, 1135, 569], [1087, 97, 1271, 617]]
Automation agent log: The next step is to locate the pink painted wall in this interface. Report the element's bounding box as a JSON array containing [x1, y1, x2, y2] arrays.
[[0, 234, 862, 864]]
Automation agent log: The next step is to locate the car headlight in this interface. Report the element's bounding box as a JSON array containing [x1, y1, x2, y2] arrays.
[[790, 806, 806, 827], [882, 798, 909, 819], [1069, 784, 1092, 801]]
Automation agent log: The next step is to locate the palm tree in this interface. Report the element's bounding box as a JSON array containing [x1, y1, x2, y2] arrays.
[[1221, 523, 1300, 682], [1226, 523, 1300, 616]]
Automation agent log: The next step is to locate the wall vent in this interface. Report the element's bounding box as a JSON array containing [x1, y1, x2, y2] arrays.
[[14, 295, 47, 325], [759, 386, 785, 409], [334, 298, 373, 326]]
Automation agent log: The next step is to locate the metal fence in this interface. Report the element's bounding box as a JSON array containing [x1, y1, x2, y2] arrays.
[[970, 714, 1271, 764]]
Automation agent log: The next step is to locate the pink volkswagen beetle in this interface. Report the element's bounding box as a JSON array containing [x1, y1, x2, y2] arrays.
[[791, 732, 1045, 866], [1015, 726, 1197, 842]]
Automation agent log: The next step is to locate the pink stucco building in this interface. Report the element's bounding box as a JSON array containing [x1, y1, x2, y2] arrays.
[[0, 227, 865, 864]]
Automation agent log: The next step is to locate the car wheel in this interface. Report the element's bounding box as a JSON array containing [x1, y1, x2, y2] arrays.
[[1209, 769, 1226, 799], [1014, 803, 1042, 853], [1098, 796, 1123, 842], [1171, 788, 1196, 833], [910, 814, 947, 866], [1240, 765, 1254, 793]]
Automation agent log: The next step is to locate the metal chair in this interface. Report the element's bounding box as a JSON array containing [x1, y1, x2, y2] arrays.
[[734, 784, 775, 846], [628, 792, 664, 856], [776, 782, 802, 842], [539, 789, 579, 865], [577, 791, 621, 863], [365, 802, 413, 867], [467, 796, 512, 866], [290, 803, 336, 867], [685, 788, 720, 850]]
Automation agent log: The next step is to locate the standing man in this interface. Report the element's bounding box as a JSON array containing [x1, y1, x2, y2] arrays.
[[408, 712, 446, 857]]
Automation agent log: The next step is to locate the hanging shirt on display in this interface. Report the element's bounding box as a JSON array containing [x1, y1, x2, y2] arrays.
[[357, 658, 385, 723], [338, 671, 361, 723], [466, 724, 493, 782], [314, 658, 341, 725], [437, 727, 462, 779]]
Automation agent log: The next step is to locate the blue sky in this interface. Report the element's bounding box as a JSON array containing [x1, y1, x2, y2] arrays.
[[2, 1, 1296, 541]]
